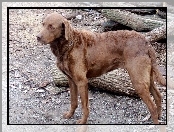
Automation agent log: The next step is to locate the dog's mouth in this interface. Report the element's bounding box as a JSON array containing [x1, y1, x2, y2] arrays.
[[37, 38, 60, 45], [36, 39, 47, 45]]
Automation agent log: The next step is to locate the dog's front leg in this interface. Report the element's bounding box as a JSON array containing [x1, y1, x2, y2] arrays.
[[63, 78, 78, 119], [76, 78, 89, 124]]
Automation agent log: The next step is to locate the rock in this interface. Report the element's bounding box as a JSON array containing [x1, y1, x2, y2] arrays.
[[36, 88, 45, 93], [76, 15, 82, 20]]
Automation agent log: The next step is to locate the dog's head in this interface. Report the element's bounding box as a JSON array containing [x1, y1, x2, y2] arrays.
[[36, 12, 70, 44]]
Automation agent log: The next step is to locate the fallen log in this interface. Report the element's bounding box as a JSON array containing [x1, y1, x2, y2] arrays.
[[99, 9, 164, 31], [124, 9, 156, 15], [145, 24, 166, 42], [101, 20, 132, 32], [88, 69, 137, 97], [99, 9, 166, 42]]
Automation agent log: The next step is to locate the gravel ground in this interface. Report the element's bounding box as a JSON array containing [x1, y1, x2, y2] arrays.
[[2, 2, 174, 132]]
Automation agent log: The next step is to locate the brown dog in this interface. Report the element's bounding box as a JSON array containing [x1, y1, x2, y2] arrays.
[[37, 12, 166, 124]]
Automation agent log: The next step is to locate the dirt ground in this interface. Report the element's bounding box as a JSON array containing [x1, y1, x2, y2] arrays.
[[8, 8, 167, 125]]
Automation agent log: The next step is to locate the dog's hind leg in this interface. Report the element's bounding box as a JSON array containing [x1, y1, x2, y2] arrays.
[[126, 56, 159, 124], [149, 71, 162, 119]]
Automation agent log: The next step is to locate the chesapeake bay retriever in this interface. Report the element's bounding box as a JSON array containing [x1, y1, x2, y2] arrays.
[[36, 12, 166, 124]]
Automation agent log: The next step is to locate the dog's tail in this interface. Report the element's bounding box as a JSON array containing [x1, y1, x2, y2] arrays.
[[148, 44, 166, 86]]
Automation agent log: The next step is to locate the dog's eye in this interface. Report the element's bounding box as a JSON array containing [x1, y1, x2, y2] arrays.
[[42, 23, 45, 26], [48, 24, 55, 30]]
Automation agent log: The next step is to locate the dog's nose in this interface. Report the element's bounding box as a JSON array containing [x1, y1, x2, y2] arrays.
[[36, 34, 42, 41]]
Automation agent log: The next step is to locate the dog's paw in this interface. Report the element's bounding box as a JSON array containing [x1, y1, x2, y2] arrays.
[[63, 111, 73, 119]]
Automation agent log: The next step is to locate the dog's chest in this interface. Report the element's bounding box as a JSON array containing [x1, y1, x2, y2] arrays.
[[56, 58, 71, 78]]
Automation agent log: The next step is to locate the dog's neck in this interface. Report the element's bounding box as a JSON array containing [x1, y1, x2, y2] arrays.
[[50, 36, 73, 61]]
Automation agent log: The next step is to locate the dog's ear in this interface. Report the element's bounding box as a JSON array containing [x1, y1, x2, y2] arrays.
[[62, 20, 71, 40]]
